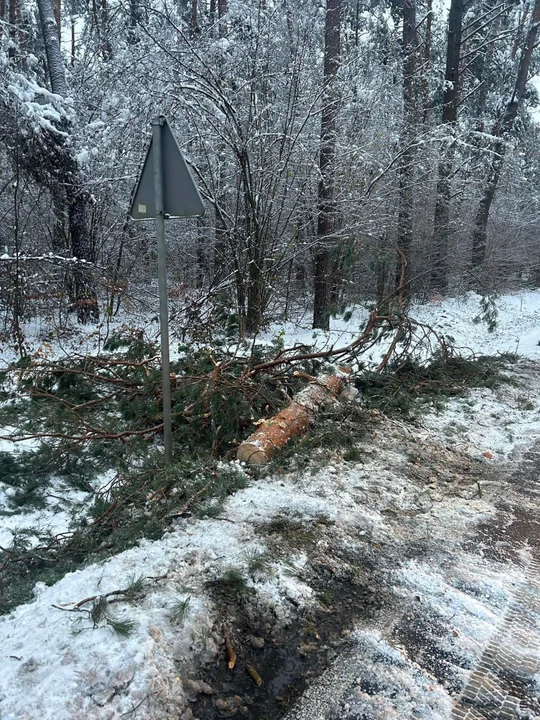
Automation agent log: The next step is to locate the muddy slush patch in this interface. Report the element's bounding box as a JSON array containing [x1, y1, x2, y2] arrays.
[[392, 608, 473, 695], [190, 556, 388, 720]]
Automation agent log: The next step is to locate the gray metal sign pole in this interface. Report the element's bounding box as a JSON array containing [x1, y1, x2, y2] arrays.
[[152, 116, 173, 464]]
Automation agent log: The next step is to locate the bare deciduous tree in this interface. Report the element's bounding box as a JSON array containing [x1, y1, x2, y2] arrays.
[[395, 0, 417, 301], [470, 0, 540, 285]]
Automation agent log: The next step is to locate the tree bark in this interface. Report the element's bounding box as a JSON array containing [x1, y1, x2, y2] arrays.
[[470, 0, 540, 283], [421, 0, 433, 123], [242, 162, 268, 336], [128, 0, 141, 42], [472, 0, 499, 132], [429, 0, 464, 293], [395, 0, 417, 302], [0, 0, 5, 39], [53, 0, 61, 41], [8, 0, 22, 58], [237, 374, 347, 464], [100, 0, 112, 60], [212, 0, 229, 287], [218, 0, 227, 33], [37, 0, 67, 96], [313, 0, 341, 330], [71, 16, 76, 65], [190, 0, 198, 36], [36, 0, 99, 322]]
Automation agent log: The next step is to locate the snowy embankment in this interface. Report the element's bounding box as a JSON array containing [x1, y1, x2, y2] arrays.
[[1, 290, 540, 719]]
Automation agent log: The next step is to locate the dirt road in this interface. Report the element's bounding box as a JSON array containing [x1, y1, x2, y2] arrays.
[[285, 442, 540, 720]]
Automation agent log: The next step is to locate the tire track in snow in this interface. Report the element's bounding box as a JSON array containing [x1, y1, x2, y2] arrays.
[[452, 556, 540, 719], [453, 444, 540, 720]]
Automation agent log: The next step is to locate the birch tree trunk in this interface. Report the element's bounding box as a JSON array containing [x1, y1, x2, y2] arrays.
[[313, 0, 341, 330], [470, 0, 540, 284], [429, 0, 464, 294]]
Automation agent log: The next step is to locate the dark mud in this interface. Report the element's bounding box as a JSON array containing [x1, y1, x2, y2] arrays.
[[190, 551, 388, 720]]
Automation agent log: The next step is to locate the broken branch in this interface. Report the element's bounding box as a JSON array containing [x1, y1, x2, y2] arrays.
[[223, 623, 237, 669]]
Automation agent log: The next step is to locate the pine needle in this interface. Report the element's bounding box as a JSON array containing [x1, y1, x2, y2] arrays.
[[170, 596, 191, 624], [90, 596, 108, 627], [124, 574, 145, 602], [105, 614, 137, 636]]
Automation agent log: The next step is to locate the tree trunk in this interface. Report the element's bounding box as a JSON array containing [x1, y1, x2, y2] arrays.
[[195, 217, 207, 288], [245, 263, 264, 336], [190, 0, 198, 36], [218, 0, 227, 33], [472, 0, 499, 132], [71, 16, 76, 65], [37, 0, 67, 96], [0, 0, 5, 39], [237, 374, 348, 464], [212, 205, 229, 288], [243, 180, 267, 336], [395, 0, 417, 302], [53, 0, 61, 41], [429, 0, 464, 293], [421, 0, 432, 122], [470, 0, 540, 284], [212, 0, 229, 287], [8, 0, 21, 58], [68, 185, 99, 322], [313, 0, 341, 330], [100, 0, 112, 60], [128, 0, 141, 42], [36, 0, 99, 323]]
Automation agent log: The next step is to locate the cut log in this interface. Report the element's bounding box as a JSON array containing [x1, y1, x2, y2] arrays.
[[237, 373, 350, 465]]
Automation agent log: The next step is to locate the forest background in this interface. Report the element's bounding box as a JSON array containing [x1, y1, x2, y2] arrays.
[[0, 0, 539, 341]]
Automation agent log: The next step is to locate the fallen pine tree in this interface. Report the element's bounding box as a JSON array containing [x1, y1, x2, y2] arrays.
[[2, 304, 510, 613], [237, 371, 355, 464]]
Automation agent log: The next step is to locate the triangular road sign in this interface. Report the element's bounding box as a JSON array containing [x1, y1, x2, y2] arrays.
[[130, 118, 204, 220]]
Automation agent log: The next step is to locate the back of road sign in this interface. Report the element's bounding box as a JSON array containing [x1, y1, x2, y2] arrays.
[[129, 118, 204, 220]]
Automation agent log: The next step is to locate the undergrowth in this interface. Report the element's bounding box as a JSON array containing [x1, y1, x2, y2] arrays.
[[354, 354, 515, 416], [0, 328, 317, 614], [0, 324, 517, 614]]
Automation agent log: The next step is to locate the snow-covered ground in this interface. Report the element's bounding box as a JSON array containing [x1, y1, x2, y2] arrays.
[[422, 359, 540, 461], [3, 289, 540, 367], [1, 290, 540, 719], [258, 290, 540, 362], [1, 384, 537, 719]]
